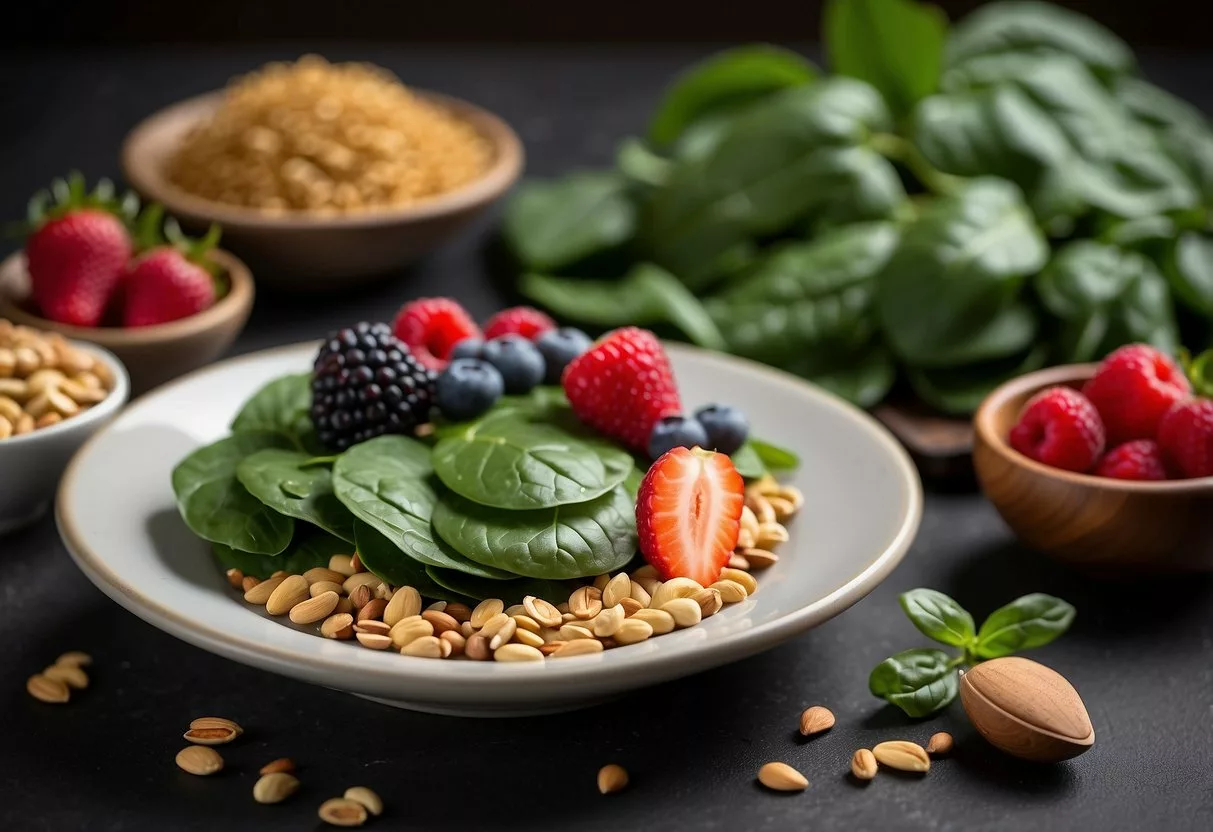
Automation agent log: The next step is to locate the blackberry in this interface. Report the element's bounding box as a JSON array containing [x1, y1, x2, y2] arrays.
[[311, 322, 437, 451]]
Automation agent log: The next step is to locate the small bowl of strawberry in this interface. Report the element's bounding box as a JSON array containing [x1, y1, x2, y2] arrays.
[[973, 344, 1213, 572], [0, 174, 254, 394]]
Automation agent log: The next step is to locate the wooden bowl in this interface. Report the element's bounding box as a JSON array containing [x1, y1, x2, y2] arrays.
[[121, 90, 524, 290], [0, 249, 254, 395], [973, 364, 1213, 573]]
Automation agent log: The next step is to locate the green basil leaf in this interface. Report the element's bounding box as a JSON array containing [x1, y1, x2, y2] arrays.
[[975, 593, 1076, 658], [708, 222, 899, 367], [648, 44, 818, 147], [728, 443, 766, 479], [353, 520, 470, 602], [616, 137, 672, 190], [425, 566, 573, 606], [945, 1, 1135, 80], [230, 374, 315, 448], [868, 648, 959, 717], [648, 78, 892, 287], [520, 263, 726, 350], [213, 531, 351, 580], [236, 449, 355, 543], [899, 588, 976, 647], [172, 431, 296, 554], [748, 438, 801, 472], [908, 343, 1049, 415], [503, 172, 637, 272], [432, 485, 636, 580], [1165, 232, 1213, 317], [825, 0, 947, 117], [877, 178, 1048, 368], [432, 410, 634, 510], [780, 344, 896, 410], [332, 436, 513, 579]]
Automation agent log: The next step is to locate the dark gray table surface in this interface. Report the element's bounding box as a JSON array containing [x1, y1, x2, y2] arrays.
[[2, 44, 1212, 832]]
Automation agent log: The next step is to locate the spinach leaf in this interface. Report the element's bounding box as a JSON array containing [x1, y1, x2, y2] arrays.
[[748, 438, 801, 472], [781, 344, 897, 409], [1165, 232, 1213, 317], [213, 531, 351, 580], [236, 449, 355, 543], [616, 137, 672, 190], [899, 588, 976, 648], [1099, 215, 1178, 250], [868, 648, 959, 717], [353, 520, 469, 602], [520, 263, 727, 350], [707, 222, 899, 366], [230, 374, 315, 449], [503, 172, 637, 272], [425, 567, 572, 606], [432, 410, 634, 510], [800, 146, 908, 228], [876, 179, 1048, 368], [945, 1, 1136, 80], [974, 593, 1076, 659], [825, 0, 947, 118], [908, 343, 1049, 415], [648, 44, 818, 147], [647, 79, 892, 286], [172, 431, 296, 554], [728, 443, 766, 479], [432, 485, 637, 580], [332, 435, 513, 579]]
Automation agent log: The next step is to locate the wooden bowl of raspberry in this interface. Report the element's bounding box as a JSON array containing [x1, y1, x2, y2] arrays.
[[973, 345, 1213, 573]]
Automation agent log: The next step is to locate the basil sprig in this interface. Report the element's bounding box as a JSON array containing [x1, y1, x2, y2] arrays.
[[869, 589, 1075, 717]]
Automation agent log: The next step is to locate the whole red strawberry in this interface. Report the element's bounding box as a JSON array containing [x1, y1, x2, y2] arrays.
[[562, 327, 681, 451], [24, 174, 137, 327], [483, 306, 556, 341], [1082, 344, 1190, 445], [393, 298, 481, 371], [637, 446, 744, 586], [1158, 399, 1213, 479], [123, 212, 220, 327], [1095, 440, 1168, 481], [1009, 386, 1105, 473]]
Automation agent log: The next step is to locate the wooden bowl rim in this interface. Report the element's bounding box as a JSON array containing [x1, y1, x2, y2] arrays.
[[973, 362, 1213, 493], [0, 248, 254, 346], [121, 89, 525, 231]]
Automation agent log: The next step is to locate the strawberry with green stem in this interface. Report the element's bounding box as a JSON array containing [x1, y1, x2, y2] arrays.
[[24, 172, 139, 327], [122, 203, 223, 328], [1158, 347, 1213, 479]]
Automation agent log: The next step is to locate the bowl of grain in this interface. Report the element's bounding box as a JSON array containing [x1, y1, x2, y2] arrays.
[[121, 56, 523, 290]]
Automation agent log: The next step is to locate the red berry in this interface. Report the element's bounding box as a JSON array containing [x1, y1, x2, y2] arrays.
[[562, 327, 681, 451], [1094, 440, 1168, 481], [1158, 399, 1213, 479], [122, 248, 216, 327], [483, 306, 556, 341], [26, 210, 131, 327], [1009, 386, 1105, 473], [392, 298, 481, 371], [1082, 344, 1190, 445], [636, 446, 744, 586]]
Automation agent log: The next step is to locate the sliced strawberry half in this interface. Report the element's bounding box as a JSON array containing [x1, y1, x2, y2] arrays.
[[636, 447, 744, 586]]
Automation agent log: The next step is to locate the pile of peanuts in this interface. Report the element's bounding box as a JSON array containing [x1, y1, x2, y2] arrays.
[[0, 319, 114, 440]]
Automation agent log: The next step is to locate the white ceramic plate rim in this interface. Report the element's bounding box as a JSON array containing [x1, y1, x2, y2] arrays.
[[57, 343, 921, 694]]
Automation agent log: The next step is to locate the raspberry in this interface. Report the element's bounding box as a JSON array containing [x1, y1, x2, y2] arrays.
[[563, 327, 681, 451], [392, 298, 481, 371], [1158, 399, 1213, 479], [483, 306, 556, 341], [1081, 344, 1190, 445], [1094, 440, 1168, 481], [1009, 386, 1105, 473]]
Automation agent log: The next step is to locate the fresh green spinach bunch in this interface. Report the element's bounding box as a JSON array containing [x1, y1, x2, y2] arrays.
[[171, 373, 800, 603], [502, 0, 1213, 415], [869, 588, 1075, 716]]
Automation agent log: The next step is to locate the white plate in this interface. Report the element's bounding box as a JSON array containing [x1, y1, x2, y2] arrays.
[[57, 342, 922, 716]]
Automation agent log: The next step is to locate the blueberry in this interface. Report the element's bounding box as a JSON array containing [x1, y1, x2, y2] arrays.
[[694, 404, 749, 455], [436, 359, 505, 421], [535, 328, 592, 384], [451, 337, 485, 361], [647, 415, 710, 460], [481, 335, 546, 394]]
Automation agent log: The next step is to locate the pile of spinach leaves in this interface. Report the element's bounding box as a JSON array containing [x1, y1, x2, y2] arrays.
[[502, 0, 1213, 414]]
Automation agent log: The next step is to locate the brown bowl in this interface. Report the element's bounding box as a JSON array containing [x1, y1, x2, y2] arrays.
[[121, 90, 524, 290], [973, 364, 1213, 573], [0, 249, 253, 395]]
